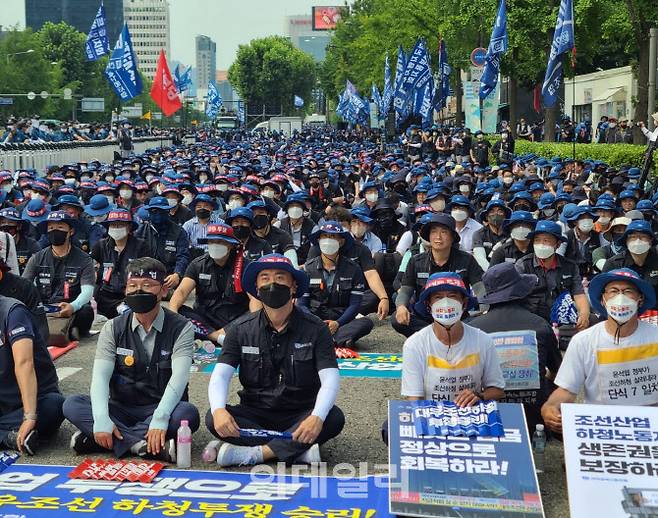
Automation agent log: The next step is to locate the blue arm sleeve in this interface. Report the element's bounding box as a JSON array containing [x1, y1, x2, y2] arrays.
[[174, 229, 190, 275], [336, 291, 362, 327], [71, 284, 94, 312]]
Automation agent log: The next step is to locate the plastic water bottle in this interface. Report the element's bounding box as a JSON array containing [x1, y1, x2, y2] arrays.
[[202, 440, 221, 463], [532, 424, 546, 474], [176, 420, 192, 469]]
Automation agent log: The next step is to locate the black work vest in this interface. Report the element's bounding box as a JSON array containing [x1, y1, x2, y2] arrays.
[[97, 236, 149, 294], [192, 254, 249, 317], [138, 223, 183, 271], [110, 308, 189, 406], [34, 246, 89, 304], [304, 254, 361, 320], [279, 217, 315, 264]]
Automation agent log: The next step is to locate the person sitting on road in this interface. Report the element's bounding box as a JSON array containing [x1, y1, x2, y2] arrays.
[[169, 223, 258, 344], [0, 294, 64, 456], [63, 257, 199, 462], [542, 269, 658, 434], [207, 254, 344, 466]]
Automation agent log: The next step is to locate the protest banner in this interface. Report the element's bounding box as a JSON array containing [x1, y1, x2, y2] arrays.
[[0, 464, 391, 517], [491, 330, 540, 404], [563, 403, 658, 517], [388, 401, 544, 517]]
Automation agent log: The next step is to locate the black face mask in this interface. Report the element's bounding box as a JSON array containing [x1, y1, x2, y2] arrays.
[[258, 282, 292, 309], [125, 289, 159, 314], [253, 214, 269, 230], [378, 213, 396, 229], [195, 208, 211, 220], [232, 225, 251, 240], [48, 229, 68, 246], [0, 225, 17, 236]]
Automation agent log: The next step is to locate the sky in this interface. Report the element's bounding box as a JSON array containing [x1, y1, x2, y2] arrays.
[[0, 0, 336, 69]]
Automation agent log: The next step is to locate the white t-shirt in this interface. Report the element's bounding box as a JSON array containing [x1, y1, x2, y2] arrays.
[[401, 323, 505, 402], [555, 320, 658, 405]]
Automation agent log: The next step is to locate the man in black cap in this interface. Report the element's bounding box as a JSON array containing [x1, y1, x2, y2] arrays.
[[393, 213, 483, 337], [469, 263, 562, 432]]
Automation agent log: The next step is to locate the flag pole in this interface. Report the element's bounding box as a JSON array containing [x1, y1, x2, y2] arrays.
[[571, 47, 576, 160]]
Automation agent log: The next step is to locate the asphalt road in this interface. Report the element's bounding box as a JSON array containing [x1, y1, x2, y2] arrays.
[[18, 314, 571, 518]]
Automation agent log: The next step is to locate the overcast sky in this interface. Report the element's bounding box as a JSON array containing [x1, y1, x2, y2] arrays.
[[1, 0, 335, 69]]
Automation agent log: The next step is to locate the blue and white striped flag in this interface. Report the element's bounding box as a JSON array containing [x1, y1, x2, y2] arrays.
[[542, 0, 574, 107], [480, 0, 508, 100], [85, 1, 110, 61]]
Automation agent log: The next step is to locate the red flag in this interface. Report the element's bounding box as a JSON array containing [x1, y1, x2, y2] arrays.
[[150, 49, 181, 117], [533, 85, 541, 114]]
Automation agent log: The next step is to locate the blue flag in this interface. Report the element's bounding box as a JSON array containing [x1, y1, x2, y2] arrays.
[[294, 95, 305, 108], [104, 23, 142, 101], [382, 52, 393, 116], [480, 0, 508, 100], [85, 1, 110, 61], [435, 39, 452, 110], [174, 65, 192, 93], [337, 81, 368, 124], [237, 101, 245, 125], [395, 40, 432, 123], [418, 80, 435, 129], [206, 82, 222, 118], [542, 0, 574, 107], [392, 45, 407, 119]]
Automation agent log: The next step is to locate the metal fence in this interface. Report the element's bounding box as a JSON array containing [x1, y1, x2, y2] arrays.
[[0, 137, 174, 173]]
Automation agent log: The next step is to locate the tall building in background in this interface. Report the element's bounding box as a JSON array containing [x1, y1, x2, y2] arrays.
[[123, 0, 171, 78], [25, 0, 124, 43], [195, 35, 216, 89], [286, 14, 332, 62]]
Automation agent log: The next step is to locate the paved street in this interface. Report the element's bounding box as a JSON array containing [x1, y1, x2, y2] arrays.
[[19, 314, 570, 518]]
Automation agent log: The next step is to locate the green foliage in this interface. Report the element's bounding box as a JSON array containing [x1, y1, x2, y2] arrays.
[[228, 36, 317, 115], [512, 140, 657, 168]]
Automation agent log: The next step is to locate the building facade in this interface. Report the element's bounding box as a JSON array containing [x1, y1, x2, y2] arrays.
[[25, 0, 124, 43], [565, 65, 637, 123], [123, 0, 171, 78], [285, 15, 331, 62], [195, 35, 216, 92]]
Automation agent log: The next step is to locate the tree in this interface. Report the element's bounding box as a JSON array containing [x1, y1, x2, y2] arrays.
[[228, 36, 317, 116]]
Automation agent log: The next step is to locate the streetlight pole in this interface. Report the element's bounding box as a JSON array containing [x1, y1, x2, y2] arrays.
[[5, 49, 35, 64]]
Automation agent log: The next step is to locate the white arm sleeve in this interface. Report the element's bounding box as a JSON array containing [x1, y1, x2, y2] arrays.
[[311, 368, 340, 421], [395, 231, 413, 255], [472, 247, 490, 271], [208, 362, 236, 413], [284, 248, 299, 269]]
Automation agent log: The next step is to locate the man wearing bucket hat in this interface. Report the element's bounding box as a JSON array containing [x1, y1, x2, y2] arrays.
[[515, 220, 590, 330], [401, 272, 505, 408], [0, 207, 37, 276], [299, 221, 374, 351], [169, 223, 255, 344], [489, 210, 537, 266], [470, 263, 562, 432], [22, 211, 96, 343], [63, 257, 199, 462], [208, 254, 344, 466], [84, 194, 114, 249], [394, 213, 483, 338], [542, 269, 658, 433], [602, 220, 658, 311], [91, 209, 152, 319], [135, 197, 190, 291]]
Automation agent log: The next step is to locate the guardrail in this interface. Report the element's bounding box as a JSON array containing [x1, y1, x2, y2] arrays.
[[0, 137, 174, 172]]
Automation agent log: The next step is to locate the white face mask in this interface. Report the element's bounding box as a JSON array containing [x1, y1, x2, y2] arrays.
[[93, 214, 108, 224], [208, 243, 230, 260], [351, 223, 367, 238], [451, 209, 468, 222], [319, 238, 340, 256], [199, 175, 208, 183], [218, 184, 229, 192], [64, 178, 77, 186], [605, 293, 638, 324], [119, 189, 133, 200], [430, 297, 463, 328], [503, 177, 514, 186], [543, 208, 556, 218], [167, 198, 178, 208], [32, 193, 44, 201], [459, 185, 470, 194], [227, 199, 243, 210], [534, 243, 555, 259], [510, 226, 532, 241], [430, 199, 445, 212], [627, 238, 652, 255], [2, 184, 12, 193], [597, 216, 611, 227], [182, 194, 193, 206], [287, 206, 303, 220], [365, 192, 378, 203], [262, 189, 275, 199], [108, 226, 128, 241], [577, 218, 594, 232]]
